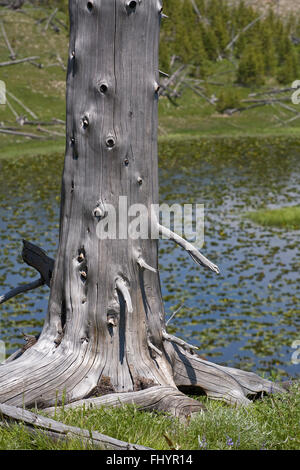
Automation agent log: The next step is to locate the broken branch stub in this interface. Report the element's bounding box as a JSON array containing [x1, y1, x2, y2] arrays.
[[158, 223, 220, 274], [22, 240, 54, 287]]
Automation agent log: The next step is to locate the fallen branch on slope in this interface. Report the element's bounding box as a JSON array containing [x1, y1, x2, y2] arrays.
[[0, 403, 152, 450]]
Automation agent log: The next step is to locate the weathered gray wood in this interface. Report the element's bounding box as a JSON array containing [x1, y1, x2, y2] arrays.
[[37, 126, 65, 137], [0, 56, 39, 66], [190, 0, 203, 22], [248, 87, 296, 97], [0, 20, 16, 60], [7, 91, 38, 119], [164, 342, 286, 406], [0, 129, 46, 139], [158, 223, 219, 273], [0, 0, 24, 9], [43, 8, 58, 32], [0, 403, 152, 450], [183, 79, 216, 105], [158, 64, 186, 96], [0, 278, 44, 305], [162, 329, 198, 353], [44, 385, 206, 419], [224, 14, 264, 52], [5, 98, 19, 119]]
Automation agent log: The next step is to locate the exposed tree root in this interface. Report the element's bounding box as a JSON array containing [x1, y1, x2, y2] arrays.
[[164, 342, 286, 406], [43, 385, 206, 420], [0, 403, 152, 450]]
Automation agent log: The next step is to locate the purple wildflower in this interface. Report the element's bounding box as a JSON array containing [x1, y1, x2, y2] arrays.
[[198, 435, 207, 449], [226, 436, 234, 448]]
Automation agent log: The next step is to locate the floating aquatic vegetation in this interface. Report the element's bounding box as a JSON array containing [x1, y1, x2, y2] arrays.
[[0, 136, 299, 378]]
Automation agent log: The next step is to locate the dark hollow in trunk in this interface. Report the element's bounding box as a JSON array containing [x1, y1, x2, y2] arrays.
[[0, 0, 285, 413]]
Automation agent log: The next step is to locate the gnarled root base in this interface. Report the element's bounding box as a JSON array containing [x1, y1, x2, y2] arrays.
[[164, 341, 286, 406], [0, 335, 286, 416], [43, 385, 206, 420]]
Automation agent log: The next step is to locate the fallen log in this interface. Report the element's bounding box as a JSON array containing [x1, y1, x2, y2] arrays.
[[0, 403, 152, 450], [0, 56, 40, 67], [43, 8, 58, 32], [0, 129, 46, 139], [0, 20, 16, 60], [224, 14, 264, 53], [7, 90, 38, 120]]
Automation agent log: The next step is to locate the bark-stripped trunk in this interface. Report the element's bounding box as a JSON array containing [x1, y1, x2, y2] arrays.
[[46, 0, 176, 394], [0, 0, 285, 412]]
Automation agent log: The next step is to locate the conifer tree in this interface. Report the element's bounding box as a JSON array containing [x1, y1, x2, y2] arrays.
[[277, 48, 299, 84], [261, 26, 277, 76], [236, 43, 265, 87]]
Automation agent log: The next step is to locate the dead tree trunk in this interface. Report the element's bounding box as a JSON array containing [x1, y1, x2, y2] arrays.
[[0, 0, 284, 413]]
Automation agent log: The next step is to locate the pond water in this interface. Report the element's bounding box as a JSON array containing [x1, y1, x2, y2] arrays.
[[0, 137, 299, 379]]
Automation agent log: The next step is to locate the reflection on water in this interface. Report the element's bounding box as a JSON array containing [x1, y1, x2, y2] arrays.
[[0, 137, 299, 378]]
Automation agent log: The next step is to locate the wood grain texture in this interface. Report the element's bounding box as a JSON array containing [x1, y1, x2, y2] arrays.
[[164, 342, 286, 406], [0, 0, 176, 407], [43, 385, 206, 419]]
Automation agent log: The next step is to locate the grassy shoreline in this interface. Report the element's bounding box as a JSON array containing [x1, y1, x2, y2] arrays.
[[246, 206, 300, 230], [1, 132, 300, 162], [0, 382, 299, 450]]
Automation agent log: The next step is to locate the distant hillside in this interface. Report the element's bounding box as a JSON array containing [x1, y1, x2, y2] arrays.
[[229, 0, 299, 17], [0, 0, 299, 159]]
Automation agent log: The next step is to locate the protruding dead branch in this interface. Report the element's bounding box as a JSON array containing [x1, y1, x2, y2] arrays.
[[158, 223, 219, 274], [158, 64, 186, 96], [136, 256, 157, 273], [147, 339, 163, 357], [0, 278, 44, 305], [22, 240, 54, 287], [162, 329, 198, 354], [115, 277, 133, 314], [166, 304, 183, 326]]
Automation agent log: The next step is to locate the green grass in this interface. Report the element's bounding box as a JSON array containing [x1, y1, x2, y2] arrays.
[[246, 206, 300, 230], [0, 384, 299, 450], [0, 139, 65, 161]]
